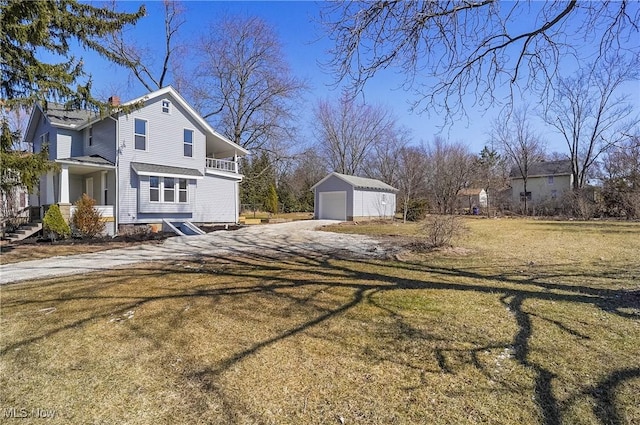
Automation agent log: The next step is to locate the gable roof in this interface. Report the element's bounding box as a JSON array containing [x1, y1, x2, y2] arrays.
[[27, 86, 249, 158], [123, 86, 249, 158], [510, 160, 572, 178], [311, 172, 398, 192]]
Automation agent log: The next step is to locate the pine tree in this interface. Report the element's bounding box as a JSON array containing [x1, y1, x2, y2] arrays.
[[266, 184, 279, 214], [0, 0, 144, 205]]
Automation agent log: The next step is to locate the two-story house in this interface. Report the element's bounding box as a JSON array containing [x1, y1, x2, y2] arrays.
[[25, 86, 249, 235], [510, 159, 573, 209]]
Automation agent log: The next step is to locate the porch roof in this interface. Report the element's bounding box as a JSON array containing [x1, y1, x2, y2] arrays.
[[131, 162, 204, 180], [56, 155, 115, 175]]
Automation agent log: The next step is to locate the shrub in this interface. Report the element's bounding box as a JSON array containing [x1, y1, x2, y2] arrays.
[[422, 214, 465, 248], [43, 204, 71, 241], [265, 184, 279, 214], [404, 198, 429, 222], [72, 194, 105, 238]]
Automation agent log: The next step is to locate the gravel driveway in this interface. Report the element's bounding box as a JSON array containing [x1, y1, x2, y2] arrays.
[[0, 221, 388, 285]]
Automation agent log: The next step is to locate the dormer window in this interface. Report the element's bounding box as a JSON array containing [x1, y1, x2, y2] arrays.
[[161, 99, 171, 114]]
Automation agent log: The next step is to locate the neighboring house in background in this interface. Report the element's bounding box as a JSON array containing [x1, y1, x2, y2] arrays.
[[25, 86, 249, 235], [456, 188, 487, 212], [510, 160, 573, 209], [311, 172, 397, 221]]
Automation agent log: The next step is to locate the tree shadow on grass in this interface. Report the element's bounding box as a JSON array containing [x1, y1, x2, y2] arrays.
[[1, 246, 638, 424]]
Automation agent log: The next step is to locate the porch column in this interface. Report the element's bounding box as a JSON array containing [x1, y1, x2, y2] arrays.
[[59, 164, 70, 204], [100, 171, 107, 205], [234, 153, 238, 173], [45, 171, 55, 205]]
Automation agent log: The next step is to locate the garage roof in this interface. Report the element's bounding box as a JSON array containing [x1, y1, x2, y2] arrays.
[[312, 172, 398, 192]]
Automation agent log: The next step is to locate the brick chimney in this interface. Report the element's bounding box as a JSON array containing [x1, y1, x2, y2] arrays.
[[108, 96, 121, 107]]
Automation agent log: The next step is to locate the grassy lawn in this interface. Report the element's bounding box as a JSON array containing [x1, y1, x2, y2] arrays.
[[1, 219, 639, 424]]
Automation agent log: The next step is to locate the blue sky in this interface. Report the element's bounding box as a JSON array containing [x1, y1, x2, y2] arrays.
[[75, 1, 639, 156]]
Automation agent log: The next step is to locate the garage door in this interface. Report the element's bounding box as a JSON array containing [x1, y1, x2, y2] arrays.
[[319, 191, 347, 220]]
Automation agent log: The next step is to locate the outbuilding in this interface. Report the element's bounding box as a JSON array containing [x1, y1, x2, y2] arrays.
[[311, 172, 397, 221]]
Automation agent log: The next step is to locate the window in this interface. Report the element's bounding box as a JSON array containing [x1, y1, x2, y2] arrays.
[[39, 132, 50, 146], [164, 177, 175, 202], [548, 176, 554, 185], [134, 118, 147, 150], [551, 190, 558, 199], [149, 177, 188, 203], [161, 99, 171, 114], [184, 129, 193, 157], [150, 176, 160, 202], [88, 126, 93, 146], [520, 191, 532, 202], [179, 179, 188, 203]]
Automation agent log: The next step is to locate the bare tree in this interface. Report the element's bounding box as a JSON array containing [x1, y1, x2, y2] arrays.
[[425, 137, 476, 214], [313, 93, 401, 176], [396, 145, 428, 223], [362, 126, 411, 186], [102, 0, 186, 91], [601, 133, 640, 218], [321, 1, 638, 124], [189, 15, 306, 156], [492, 107, 546, 214], [542, 54, 640, 190]]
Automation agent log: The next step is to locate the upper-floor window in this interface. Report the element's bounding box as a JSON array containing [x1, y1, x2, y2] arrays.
[[548, 176, 554, 185], [39, 132, 50, 146], [88, 126, 93, 146], [134, 118, 147, 150], [161, 99, 171, 114], [184, 129, 193, 157]]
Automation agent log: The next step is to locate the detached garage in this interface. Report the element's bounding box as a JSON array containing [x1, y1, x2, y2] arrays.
[[311, 172, 398, 221]]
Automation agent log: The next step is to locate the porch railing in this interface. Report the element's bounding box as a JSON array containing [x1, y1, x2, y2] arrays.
[[205, 158, 238, 174]]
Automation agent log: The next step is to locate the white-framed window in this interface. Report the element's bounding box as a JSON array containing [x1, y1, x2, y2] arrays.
[[520, 191, 532, 202], [134, 118, 147, 150], [164, 177, 175, 202], [179, 179, 188, 203], [149, 176, 188, 203], [150, 176, 160, 202], [88, 126, 93, 146], [161, 99, 171, 114], [184, 129, 193, 157], [548, 176, 554, 185], [39, 132, 50, 146]]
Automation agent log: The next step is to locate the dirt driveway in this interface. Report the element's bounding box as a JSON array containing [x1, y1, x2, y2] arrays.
[[0, 220, 388, 285]]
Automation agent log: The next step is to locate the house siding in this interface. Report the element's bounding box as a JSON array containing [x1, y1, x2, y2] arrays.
[[353, 189, 396, 219], [85, 119, 116, 162], [117, 94, 209, 224], [511, 174, 573, 205], [195, 175, 239, 223]]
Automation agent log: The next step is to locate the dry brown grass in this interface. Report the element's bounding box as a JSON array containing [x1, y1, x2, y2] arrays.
[[1, 218, 639, 424], [0, 239, 165, 265]]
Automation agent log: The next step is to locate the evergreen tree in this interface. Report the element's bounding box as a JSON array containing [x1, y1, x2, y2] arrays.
[[266, 183, 278, 214], [240, 152, 274, 211], [0, 0, 144, 206]]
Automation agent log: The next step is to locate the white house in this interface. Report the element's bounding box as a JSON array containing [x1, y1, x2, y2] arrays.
[[311, 172, 397, 221], [510, 160, 573, 208], [25, 86, 249, 235]]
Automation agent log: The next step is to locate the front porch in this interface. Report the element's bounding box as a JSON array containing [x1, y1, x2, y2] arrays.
[[36, 156, 117, 234]]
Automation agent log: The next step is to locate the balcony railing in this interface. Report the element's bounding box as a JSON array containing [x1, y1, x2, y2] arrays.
[[205, 158, 238, 174]]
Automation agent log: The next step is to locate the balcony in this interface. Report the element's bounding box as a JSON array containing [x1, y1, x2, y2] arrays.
[[205, 158, 239, 174]]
